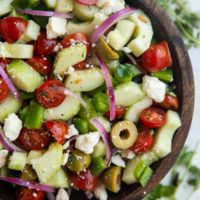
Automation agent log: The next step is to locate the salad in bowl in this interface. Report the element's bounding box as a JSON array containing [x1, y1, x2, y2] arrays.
[[0, 0, 182, 200]]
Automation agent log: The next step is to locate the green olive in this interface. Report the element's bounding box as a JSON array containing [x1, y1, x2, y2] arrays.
[[67, 150, 91, 172], [111, 120, 138, 149], [20, 165, 37, 181], [102, 166, 122, 193]]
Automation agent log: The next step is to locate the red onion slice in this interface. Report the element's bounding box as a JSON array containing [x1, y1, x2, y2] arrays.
[[90, 7, 136, 43], [0, 126, 24, 153], [0, 176, 55, 193], [17, 9, 73, 18], [96, 54, 116, 121], [0, 67, 20, 100], [90, 118, 112, 165]]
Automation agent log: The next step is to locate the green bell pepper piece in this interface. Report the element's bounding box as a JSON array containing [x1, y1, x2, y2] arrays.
[[92, 157, 106, 175], [21, 92, 35, 100], [124, 63, 142, 78], [93, 92, 109, 113], [151, 68, 173, 82], [74, 118, 89, 134], [18, 106, 29, 123], [133, 160, 147, 180], [139, 166, 153, 187], [24, 101, 44, 129]]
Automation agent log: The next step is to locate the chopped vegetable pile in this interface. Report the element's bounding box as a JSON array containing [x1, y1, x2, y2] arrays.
[[0, 0, 182, 200]]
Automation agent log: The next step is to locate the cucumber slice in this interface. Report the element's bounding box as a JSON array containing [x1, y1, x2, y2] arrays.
[[44, 0, 56, 8], [0, 0, 12, 16], [115, 82, 145, 106], [45, 168, 69, 188], [7, 60, 43, 92], [128, 10, 153, 57], [125, 96, 153, 123], [31, 142, 63, 183], [8, 152, 27, 171], [152, 110, 181, 159], [92, 140, 106, 158], [73, 2, 95, 21], [27, 150, 44, 164], [18, 20, 41, 43], [0, 93, 22, 123], [54, 44, 87, 75], [65, 68, 104, 92], [0, 42, 34, 59], [55, 0, 73, 12], [66, 13, 107, 35], [44, 95, 80, 121], [122, 151, 158, 184], [107, 19, 136, 51]]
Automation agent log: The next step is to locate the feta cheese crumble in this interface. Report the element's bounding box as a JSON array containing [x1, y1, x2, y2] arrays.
[[94, 184, 108, 200], [111, 154, 125, 168], [0, 149, 9, 168], [75, 132, 100, 154], [66, 124, 79, 139], [56, 188, 69, 200], [142, 75, 166, 103], [97, 0, 125, 15], [46, 17, 67, 39], [3, 113, 22, 141]]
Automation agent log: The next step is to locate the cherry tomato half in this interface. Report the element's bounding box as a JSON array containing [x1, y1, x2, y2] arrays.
[[130, 126, 153, 154], [155, 95, 179, 111], [0, 17, 28, 43], [105, 106, 127, 119], [140, 107, 167, 128], [73, 61, 88, 70], [27, 57, 52, 76], [34, 32, 58, 56], [140, 41, 172, 72], [44, 120, 69, 144], [61, 32, 91, 54], [18, 127, 52, 151], [0, 58, 11, 69], [69, 170, 98, 191], [75, 0, 98, 5], [0, 78, 9, 102], [36, 79, 66, 108], [16, 187, 45, 200]]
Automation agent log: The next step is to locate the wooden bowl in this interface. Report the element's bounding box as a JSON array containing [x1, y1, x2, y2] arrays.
[[0, 0, 194, 199]]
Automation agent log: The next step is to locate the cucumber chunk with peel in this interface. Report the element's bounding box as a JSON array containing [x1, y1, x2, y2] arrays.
[[31, 142, 63, 183], [55, 0, 73, 12], [8, 152, 27, 171], [0, 42, 34, 59], [152, 110, 182, 159], [27, 150, 44, 164], [7, 60, 43, 92], [0, 0, 12, 16]]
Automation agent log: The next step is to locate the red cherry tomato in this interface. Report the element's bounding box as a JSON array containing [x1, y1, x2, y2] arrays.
[[75, 0, 98, 5], [27, 57, 52, 76], [18, 127, 52, 151], [73, 61, 88, 70], [34, 32, 58, 56], [105, 106, 127, 119], [130, 126, 153, 154], [61, 32, 91, 54], [0, 78, 9, 101], [140, 107, 167, 128], [0, 58, 11, 69], [155, 95, 179, 111], [0, 17, 28, 43], [16, 187, 45, 200], [69, 170, 98, 191], [36, 79, 66, 108], [140, 41, 172, 72], [44, 120, 68, 144]]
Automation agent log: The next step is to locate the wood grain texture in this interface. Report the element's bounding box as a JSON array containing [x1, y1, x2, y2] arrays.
[[0, 0, 194, 199]]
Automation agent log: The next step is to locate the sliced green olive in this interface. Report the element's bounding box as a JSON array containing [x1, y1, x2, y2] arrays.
[[111, 120, 138, 149], [20, 165, 37, 181], [96, 37, 119, 60], [67, 150, 91, 172], [102, 166, 122, 193]]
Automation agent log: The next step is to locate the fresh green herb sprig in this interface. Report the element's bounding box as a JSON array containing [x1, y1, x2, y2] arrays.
[[157, 0, 200, 48]]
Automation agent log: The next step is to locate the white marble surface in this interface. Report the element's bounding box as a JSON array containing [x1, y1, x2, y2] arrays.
[[162, 0, 200, 199]]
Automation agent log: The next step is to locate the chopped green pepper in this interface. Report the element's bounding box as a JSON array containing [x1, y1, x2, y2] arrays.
[[18, 106, 29, 123], [139, 166, 153, 187], [74, 118, 89, 134], [151, 68, 173, 82], [133, 160, 147, 180], [24, 101, 44, 129], [12, 0, 39, 9], [92, 157, 106, 175], [93, 92, 109, 113], [21, 92, 35, 100], [125, 63, 142, 78]]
